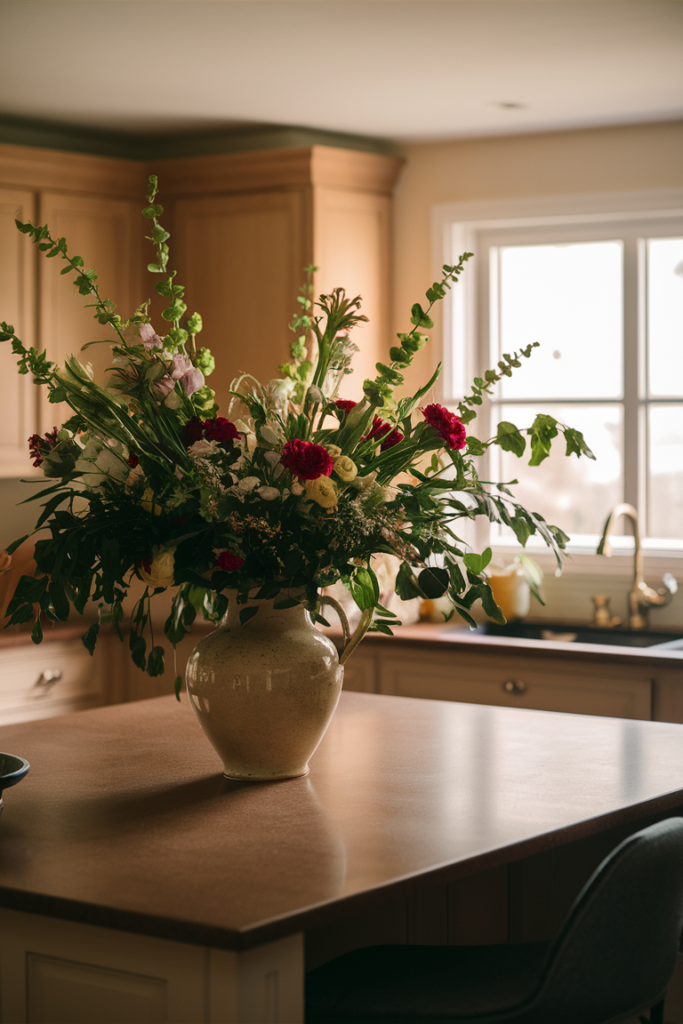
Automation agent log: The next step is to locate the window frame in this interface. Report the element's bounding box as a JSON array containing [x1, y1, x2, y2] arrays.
[[432, 189, 683, 565]]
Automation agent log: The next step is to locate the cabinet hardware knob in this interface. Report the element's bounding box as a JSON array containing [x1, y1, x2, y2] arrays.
[[33, 669, 63, 694], [502, 679, 527, 695]]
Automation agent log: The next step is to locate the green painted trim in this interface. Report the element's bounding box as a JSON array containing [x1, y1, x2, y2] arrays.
[[0, 114, 399, 160]]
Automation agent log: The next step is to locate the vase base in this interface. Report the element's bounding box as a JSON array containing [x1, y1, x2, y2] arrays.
[[222, 766, 310, 783]]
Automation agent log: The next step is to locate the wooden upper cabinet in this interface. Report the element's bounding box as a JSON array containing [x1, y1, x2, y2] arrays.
[[173, 190, 307, 405], [38, 192, 142, 430], [0, 188, 38, 478], [159, 145, 403, 410]]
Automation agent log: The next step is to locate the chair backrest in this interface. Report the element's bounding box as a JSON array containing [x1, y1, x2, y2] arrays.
[[529, 817, 683, 1023]]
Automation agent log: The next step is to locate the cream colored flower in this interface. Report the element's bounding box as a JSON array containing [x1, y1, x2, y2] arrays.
[[326, 444, 342, 459], [304, 476, 338, 509], [188, 439, 220, 458], [141, 487, 163, 515], [139, 548, 175, 589], [334, 455, 357, 482], [237, 476, 260, 492], [352, 471, 378, 491]]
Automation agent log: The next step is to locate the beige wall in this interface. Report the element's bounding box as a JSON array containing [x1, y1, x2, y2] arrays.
[[392, 119, 683, 394]]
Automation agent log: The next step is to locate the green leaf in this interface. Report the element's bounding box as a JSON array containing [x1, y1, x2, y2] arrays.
[[5, 534, 28, 555], [417, 566, 450, 599], [147, 645, 165, 677], [48, 580, 70, 621], [31, 616, 43, 644], [496, 421, 526, 458], [564, 427, 596, 460], [465, 436, 486, 456], [273, 598, 300, 610], [463, 547, 492, 576], [82, 622, 100, 656], [528, 414, 558, 466], [129, 633, 147, 670], [174, 675, 183, 701], [395, 561, 426, 601], [239, 606, 259, 626]]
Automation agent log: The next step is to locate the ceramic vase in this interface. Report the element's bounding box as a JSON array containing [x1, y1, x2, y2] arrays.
[[185, 594, 343, 781]]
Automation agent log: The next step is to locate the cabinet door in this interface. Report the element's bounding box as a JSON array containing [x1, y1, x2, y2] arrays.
[[173, 191, 307, 411], [379, 649, 653, 720], [313, 188, 392, 400], [0, 638, 106, 724], [342, 649, 377, 693], [38, 192, 142, 431], [0, 187, 38, 477]]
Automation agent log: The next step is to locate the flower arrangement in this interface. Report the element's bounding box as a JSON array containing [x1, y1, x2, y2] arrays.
[[0, 175, 593, 696]]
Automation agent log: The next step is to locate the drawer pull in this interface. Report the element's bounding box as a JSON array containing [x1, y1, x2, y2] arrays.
[[33, 669, 63, 695], [502, 679, 527, 696]]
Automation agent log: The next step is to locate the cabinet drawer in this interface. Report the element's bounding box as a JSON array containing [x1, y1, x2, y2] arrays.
[[379, 652, 653, 720], [0, 640, 103, 723]]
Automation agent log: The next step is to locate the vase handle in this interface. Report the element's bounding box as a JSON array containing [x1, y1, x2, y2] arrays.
[[318, 596, 372, 666]]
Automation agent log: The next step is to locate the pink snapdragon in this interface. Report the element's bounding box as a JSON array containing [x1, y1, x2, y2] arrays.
[[139, 323, 165, 351], [156, 354, 205, 399]]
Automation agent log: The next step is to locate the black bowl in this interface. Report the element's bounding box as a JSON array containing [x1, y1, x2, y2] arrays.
[[0, 752, 30, 810]]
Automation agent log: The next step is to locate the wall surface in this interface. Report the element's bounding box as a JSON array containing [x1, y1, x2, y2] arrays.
[[392, 119, 683, 395]]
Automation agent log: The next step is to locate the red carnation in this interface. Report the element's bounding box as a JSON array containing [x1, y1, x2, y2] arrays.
[[215, 551, 245, 572], [335, 399, 357, 415], [421, 404, 467, 450], [362, 416, 392, 444], [128, 453, 139, 468], [203, 417, 239, 444], [28, 428, 58, 468], [182, 417, 239, 448], [181, 418, 205, 446], [380, 427, 404, 451], [280, 439, 334, 480]]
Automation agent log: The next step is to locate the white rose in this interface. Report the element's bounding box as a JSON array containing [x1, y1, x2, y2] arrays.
[[188, 439, 220, 458], [256, 486, 280, 501], [334, 456, 357, 482], [304, 477, 338, 509], [139, 548, 175, 589]]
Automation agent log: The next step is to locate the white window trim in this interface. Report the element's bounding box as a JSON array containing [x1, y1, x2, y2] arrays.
[[432, 189, 683, 576]]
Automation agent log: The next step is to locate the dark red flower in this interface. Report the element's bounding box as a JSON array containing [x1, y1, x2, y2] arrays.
[[203, 417, 239, 444], [280, 439, 334, 480], [128, 453, 139, 468], [181, 418, 205, 446], [182, 417, 239, 448], [335, 399, 357, 416], [380, 428, 404, 451], [421, 403, 467, 450], [173, 516, 185, 527], [215, 550, 245, 572], [28, 428, 58, 468], [141, 557, 152, 574], [362, 416, 392, 444]]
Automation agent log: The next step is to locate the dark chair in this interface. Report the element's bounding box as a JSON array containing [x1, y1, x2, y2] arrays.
[[306, 817, 683, 1024]]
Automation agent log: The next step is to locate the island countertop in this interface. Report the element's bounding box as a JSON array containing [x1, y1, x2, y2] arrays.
[[3, 691, 683, 952]]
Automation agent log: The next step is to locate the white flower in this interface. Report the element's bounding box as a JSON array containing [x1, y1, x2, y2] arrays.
[[304, 477, 338, 509], [353, 471, 378, 491], [292, 481, 305, 496], [139, 547, 175, 589], [237, 476, 260, 492], [334, 456, 357, 482], [188, 439, 220, 458], [267, 377, 296, 406], [256, 486, 280, 501], [326, 444, 342, 459], [126, 464, 145, 490], [264, 451, 281, 466], [75, 435, 129, 489]]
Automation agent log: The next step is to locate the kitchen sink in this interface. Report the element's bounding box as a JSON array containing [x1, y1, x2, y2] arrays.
[[471, 621, 683, 650]]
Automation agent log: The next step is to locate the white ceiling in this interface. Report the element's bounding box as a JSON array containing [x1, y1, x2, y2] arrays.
[[1, 1, 682, 143]]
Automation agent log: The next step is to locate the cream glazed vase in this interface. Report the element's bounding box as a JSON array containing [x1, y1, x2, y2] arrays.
[[185, 593, 344, 781]]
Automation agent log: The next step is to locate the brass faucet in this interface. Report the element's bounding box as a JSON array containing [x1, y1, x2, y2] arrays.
[[596, 503, 677, 630]]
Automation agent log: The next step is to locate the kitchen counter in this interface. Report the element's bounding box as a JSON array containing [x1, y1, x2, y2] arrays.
[[3, 692, 683, 1022]]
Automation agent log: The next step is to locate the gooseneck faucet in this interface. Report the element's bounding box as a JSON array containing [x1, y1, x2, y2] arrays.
[[597, 503, 677, 630]]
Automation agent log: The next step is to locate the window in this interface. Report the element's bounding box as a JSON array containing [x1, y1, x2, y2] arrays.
[[435, 191, 683, 554]]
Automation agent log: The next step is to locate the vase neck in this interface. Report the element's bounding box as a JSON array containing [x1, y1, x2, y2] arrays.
[[222, 591, 310, 630]]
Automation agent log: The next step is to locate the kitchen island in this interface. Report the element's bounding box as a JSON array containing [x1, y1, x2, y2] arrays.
[[3, 691, 683, 1022]]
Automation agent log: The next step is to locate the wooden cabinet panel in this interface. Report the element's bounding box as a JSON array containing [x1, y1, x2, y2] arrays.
[[342, 649, 377, 693], [0, 187, 38, 477], [0, 638, 105, 724], [379, 650, 653, 720], [173, 190, 307, 411], [38, 192, 142, 431], [314, 188, 392, 400]]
